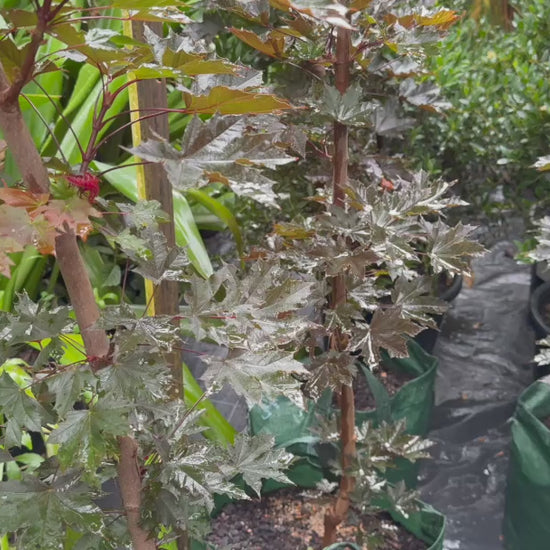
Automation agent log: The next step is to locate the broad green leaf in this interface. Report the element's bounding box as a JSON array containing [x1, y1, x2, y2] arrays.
[[186, 188, 244, 261], [21, 35, 66, 153], [57, 72, 128, 165], [182, 363, 236, 445], [28, 334, 87, 366], [0, 358, 33, 396], [0, 244, 41, 309], [173, 192, 213, 278], [49, 401, 130, 470], [360, 362, 392, 424], [0, 473, 102, 546], [0, 373, 51, 441]]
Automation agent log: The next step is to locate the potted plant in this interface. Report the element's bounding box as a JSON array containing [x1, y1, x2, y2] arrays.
[[195, 0, 485, 546]]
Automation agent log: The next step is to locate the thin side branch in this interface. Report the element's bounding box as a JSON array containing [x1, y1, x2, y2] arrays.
[[0, 63, 50, 194], [54, 229, 111, 361]]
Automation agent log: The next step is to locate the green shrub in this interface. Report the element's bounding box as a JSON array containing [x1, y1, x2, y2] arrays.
[[409, 0, 550, 216]]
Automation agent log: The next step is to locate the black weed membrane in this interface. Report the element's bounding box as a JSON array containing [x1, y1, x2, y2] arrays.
[[420, 242, 535, 550]]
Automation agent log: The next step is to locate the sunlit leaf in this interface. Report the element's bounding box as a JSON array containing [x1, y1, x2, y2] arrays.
[[230, 28, 287, 59], [227, 434, 293, 495], [391, 277, 447, 327], [182, 86, 293, 115], [202, 349, 307, 406], [354, 308, 423, 367], [533, 155, 550, 172], [426, 221, 485, 275], [128, 115, 295, 207]]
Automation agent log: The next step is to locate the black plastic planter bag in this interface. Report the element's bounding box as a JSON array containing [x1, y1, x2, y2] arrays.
[[356, 339, 438, 487], [503, 377, 550, 550]]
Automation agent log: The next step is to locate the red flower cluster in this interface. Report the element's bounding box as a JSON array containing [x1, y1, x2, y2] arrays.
[[66, 173, 100, 202]]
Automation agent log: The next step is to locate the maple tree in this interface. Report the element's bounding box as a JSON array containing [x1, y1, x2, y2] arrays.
[[216, 0, 485, 543]]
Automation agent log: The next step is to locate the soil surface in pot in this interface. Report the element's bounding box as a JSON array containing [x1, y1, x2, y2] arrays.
[[207, 488, 428, 550], [354, 362, 414, 411]]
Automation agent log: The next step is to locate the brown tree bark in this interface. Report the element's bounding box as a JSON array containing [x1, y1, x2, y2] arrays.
[[323, 25, 357, 547]]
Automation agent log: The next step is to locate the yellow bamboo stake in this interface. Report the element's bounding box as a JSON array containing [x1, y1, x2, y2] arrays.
[[123, 18, 181, 395]]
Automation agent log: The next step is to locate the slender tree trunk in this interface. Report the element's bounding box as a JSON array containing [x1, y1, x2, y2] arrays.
[[126, 20, 187, 550], [323, 26, 357, 547], [0, 58, 156, 550], [127, 20, 182, 401]]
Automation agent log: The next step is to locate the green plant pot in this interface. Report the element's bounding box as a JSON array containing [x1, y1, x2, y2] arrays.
[[249, 340, 437, 491], [355, 339, 438, 487], [389, 501, 445, 550], [325, 501, 445, 550], [503, 378, 550, 550], [324, 501, 445, 550], [249, 391, 332, 493], [324, 502, 446, 550]]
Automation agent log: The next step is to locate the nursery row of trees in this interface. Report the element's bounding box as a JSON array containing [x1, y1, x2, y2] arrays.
[[0, 0, 496, 548]]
